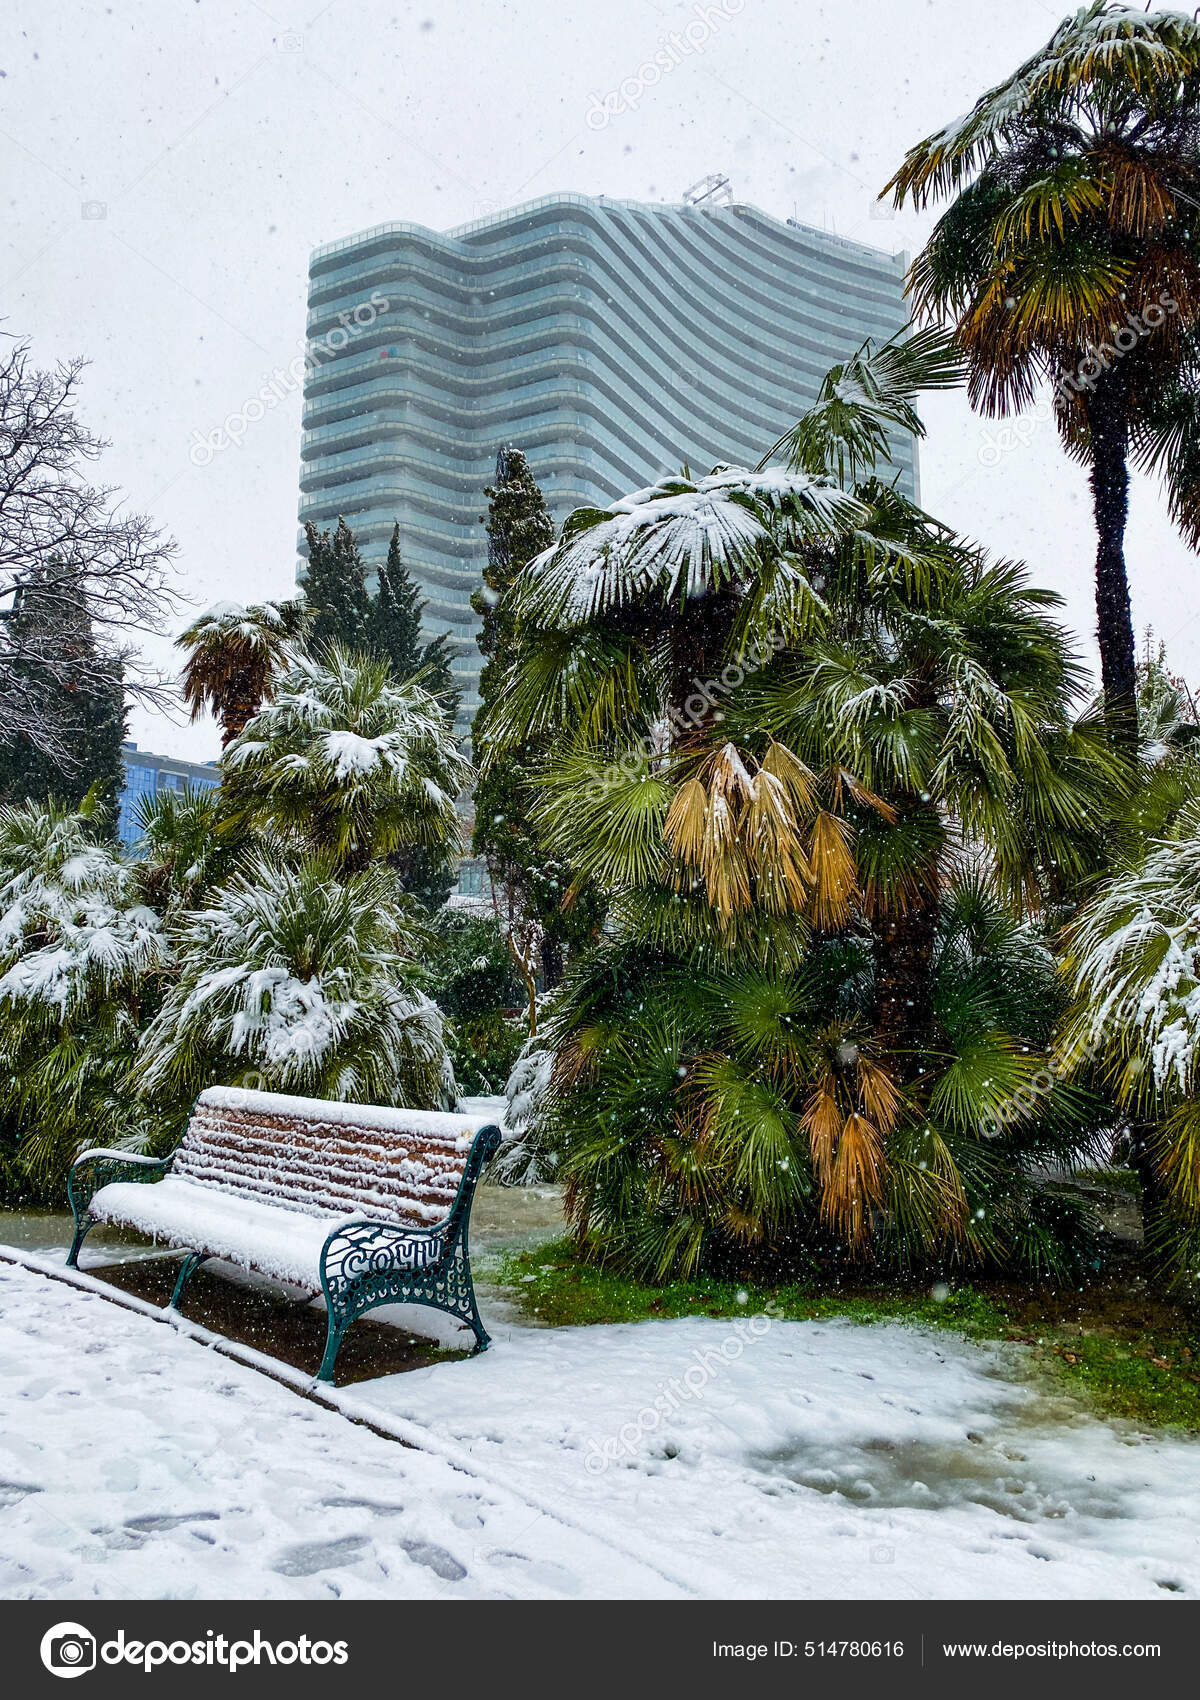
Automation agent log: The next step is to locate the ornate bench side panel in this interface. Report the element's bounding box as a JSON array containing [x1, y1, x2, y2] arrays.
[[66, 1150, 175, 1267], [316, 1125, 502, 1380]]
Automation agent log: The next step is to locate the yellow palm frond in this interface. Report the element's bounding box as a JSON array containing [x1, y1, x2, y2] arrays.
[[801, 1075, 841, 1187], [745, 770, 812, 915], [663, 776, 708, 866], [830, 1111, 887, 1246], [1102, 151, 1176, 237], [855, 1054, 902, 1134], [759, 739, 820, 816], [807, 809, 859, 929]]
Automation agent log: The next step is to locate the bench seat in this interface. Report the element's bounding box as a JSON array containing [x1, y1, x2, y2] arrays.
[[90, 1176, 350, 1290], [67, 1086, 502, 1381]]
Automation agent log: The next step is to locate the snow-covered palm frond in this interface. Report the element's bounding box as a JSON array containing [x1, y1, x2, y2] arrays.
[[886, 4, 1200, 210], [1062, 798, 1200, 1102], [224, 646, 471, 869], [519, 468, 859, 628], [0, 799, 167, 1017], [136, 853, 450, 1107], [178, 597, 309, 656], [492, 1038, 558, 1185]]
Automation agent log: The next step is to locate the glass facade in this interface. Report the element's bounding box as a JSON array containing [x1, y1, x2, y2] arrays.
[[299, 195, 915, 725], [117, 743, 220, 850]]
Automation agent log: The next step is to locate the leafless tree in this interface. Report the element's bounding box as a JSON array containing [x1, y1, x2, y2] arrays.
[[0, 335, 177, 759]]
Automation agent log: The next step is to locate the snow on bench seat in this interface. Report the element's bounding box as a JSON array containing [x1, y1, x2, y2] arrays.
[[90, 1175, 341, 1288], [89, 1086, 496, 1289]]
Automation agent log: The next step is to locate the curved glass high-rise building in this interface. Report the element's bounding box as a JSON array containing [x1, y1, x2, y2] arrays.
[[299, 193, 913, 722]]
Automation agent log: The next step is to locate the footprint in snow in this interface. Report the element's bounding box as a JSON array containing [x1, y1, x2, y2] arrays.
[[396, 1538, 467, 1582], [483, 1550, 580, 1594], [319, 1495, 405, 1517], [271, 1534, 372, 1577], [0, 1480, 42, 1507], [124, 1511, 221, 1532]]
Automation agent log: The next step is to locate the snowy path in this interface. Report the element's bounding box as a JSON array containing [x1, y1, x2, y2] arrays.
[[0, 1258, 689, 1600], [3, 1254, 1200, 1599]]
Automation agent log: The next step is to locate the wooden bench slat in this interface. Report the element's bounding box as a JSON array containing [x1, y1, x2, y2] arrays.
[[170, 1101, 476, 1229]]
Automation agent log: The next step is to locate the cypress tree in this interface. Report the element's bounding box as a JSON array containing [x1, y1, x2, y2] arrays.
[[301, 517, 371, 654], [373, 523, 458, 714], [471, 447, 599, 989]]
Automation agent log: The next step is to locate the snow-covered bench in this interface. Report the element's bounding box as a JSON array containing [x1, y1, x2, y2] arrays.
[[65, 1086, 502, 1382]]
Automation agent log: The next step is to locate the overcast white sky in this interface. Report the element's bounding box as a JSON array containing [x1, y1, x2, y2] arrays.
[[4, 0, 1197, 762]]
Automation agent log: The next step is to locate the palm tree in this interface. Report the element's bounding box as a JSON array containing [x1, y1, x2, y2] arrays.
[[222, 645, 471, 874], [483, 335, 1119, 1275], [738, 534, 1122, 1066], [177, 598, 310, 746], [0, 795, 171, 1193], [135, 852, 451, 1109], [885, 3, 1200, 743]]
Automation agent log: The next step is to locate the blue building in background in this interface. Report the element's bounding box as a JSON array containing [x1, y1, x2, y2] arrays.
[[117, 742, 220, 850]]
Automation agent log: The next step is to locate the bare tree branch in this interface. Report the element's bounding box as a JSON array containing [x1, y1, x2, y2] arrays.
[[0, 333, 178, 756]]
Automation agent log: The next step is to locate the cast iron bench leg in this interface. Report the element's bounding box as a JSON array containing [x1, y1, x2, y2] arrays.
[[169, 1251, 209, 1312], [465, 1294, 491, 1353], [317, 1311, 346, 1384], [66, 1216, 93, 1270]]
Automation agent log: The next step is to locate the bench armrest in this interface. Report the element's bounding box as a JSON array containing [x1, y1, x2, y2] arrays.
[[67, 1148, 173, 1219], [72, 1148, 173, 1171]]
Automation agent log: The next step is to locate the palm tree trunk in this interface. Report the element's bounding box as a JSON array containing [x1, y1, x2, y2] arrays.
[[668, 591, 738, 746], [1085, 380, 1137, 750], [875, 887, 938, 1077], [221, 667, 260, 747], [1128, 1117, 1167, 1269]]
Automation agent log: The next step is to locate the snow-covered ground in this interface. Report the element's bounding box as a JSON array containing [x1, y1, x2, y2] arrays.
[[3, 1254, 1200, 1600]]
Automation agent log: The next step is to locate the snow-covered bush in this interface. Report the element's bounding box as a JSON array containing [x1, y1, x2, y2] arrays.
[[223, 645, 470, 874], [0, 797, 171, 1194], [493, 1036, 557, 1185], [1061, 792, 1200, 1278], [136, 852, 453, 1109], [1064, 797, 1200, 1105]]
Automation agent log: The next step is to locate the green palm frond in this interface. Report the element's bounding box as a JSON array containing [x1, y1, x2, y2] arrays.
[[536, 747, 672, 891], [763, 328, 965, 486]]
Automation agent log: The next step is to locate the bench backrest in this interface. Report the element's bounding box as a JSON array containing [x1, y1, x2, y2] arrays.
[[174, 1087, 496, 1231]]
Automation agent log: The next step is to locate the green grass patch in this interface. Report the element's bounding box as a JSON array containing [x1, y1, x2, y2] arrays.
[[488, 1239, 1008, 1335], [488, 1238, 1200, 1434]]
